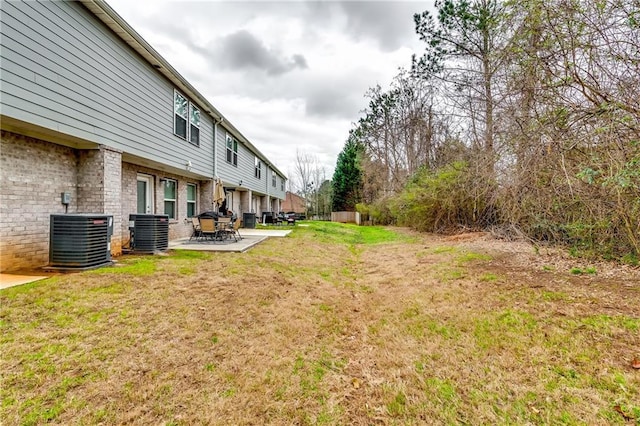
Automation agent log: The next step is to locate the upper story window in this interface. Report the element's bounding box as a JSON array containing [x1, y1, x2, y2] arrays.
[[189, 105, 200, 145], [174, 90, 200, 146], [174, 92, 188, 139], [281, 178, 285, 191], [186, 183, 197, 217], [164, 179, 177, 219], [226, 136, 238, 166], [255, 157, 262, 179], [272, 171, 276, 188]]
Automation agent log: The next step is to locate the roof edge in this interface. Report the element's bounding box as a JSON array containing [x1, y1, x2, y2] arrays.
[[78, 0, 287, 179]]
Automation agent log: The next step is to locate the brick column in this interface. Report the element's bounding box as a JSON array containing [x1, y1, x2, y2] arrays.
[[103, 147, 122, 255], [77, 145, 123, 255], [201, 179, 214, 213]]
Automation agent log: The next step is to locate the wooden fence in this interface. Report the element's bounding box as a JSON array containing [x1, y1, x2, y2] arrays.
[[331, 211, 361, 225]]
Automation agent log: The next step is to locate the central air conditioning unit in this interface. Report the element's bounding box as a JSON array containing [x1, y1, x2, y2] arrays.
[[49, 214, 114, 270], [129, 214, 169, 253]]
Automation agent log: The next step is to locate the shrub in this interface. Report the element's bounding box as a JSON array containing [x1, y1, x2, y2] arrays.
[[390, 161, 497, 232]]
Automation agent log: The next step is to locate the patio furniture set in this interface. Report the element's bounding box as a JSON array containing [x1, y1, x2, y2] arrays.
[[262, 212, 296, 226], [189, 217, 242, 243]]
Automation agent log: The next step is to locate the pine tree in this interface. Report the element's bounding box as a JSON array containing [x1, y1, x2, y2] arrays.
[[331, 135, 363, 212]]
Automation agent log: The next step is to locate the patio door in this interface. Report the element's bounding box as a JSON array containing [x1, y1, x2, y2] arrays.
[[137, 174, 154, 214], [226, 192, 233, 213]]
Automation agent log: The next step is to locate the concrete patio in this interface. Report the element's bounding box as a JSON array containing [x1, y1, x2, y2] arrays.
[[0, 229, 293, 290], [168, 227, 293, 252]]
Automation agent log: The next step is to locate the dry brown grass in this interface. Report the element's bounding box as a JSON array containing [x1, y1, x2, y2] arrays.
[[1, 222, 639, 425]]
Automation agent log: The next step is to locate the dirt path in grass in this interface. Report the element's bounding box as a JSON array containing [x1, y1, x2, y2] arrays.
[[1, 228, 639, 425]]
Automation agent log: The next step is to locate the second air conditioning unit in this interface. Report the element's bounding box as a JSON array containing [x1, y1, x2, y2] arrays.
[[129, 214, 169, 253]]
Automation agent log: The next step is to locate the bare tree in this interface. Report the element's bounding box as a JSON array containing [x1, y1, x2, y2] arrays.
[[311, 161, 327, 219], [293, 149, 316, 218], [413, 0, 515, 163], [353, 70, 444, 201]]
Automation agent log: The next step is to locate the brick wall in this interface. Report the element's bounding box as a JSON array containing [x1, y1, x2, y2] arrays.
[[201, 180, 214, 215], [0, 131, 78, 271], [283, 191, 306, 213], [121, 163, 207, 245], [77, 149, 104, 213], [0, 130, 210, 272], [239, 191, 250, 215]]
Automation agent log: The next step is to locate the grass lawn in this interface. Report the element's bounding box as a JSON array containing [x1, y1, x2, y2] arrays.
[[1, 222, 639, 425]]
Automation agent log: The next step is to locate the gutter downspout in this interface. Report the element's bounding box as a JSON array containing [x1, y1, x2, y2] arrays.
[[266, 163, 270, 212], [213, 117, 224, 179], [212, 116, 224, 213]]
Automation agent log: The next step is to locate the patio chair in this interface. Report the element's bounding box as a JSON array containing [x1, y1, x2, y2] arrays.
[[227, 218, 242, 241], [216, 217, 232, 241], [189, 217, 202, 241], [199, 217, 217, 241]]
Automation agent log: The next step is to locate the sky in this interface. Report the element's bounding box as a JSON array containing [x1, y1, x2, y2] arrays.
[[105, 0, 432, 182]]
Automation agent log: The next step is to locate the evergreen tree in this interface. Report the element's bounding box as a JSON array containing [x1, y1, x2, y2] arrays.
[[413, 0, 508, 155], [331, 135, 363, 211]]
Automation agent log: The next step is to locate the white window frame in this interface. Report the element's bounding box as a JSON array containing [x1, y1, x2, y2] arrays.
[[272, 171, 276, 188], [163, 179, 177, 219], [255, 157, 262, 179], [280, 178, 285, 192], [186, 183, 197, 218], [226, 192, 233, 212], [226, 136, 238, 167], [174, 91, 188, 140], [174, 90, 200, 146], [189, 103, 200, 146]]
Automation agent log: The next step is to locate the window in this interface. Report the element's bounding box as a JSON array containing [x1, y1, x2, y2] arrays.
[[189, 104, 200, 145], [174, 92, 188, 139], [164, 179, 177, 219], [280, 178, 285, 191], [186, 183, 196, 217], [226, 135, 238, 166], [272, 171, 276, 187], [174, 90, 200, 146], [255, 157, 262, 179]]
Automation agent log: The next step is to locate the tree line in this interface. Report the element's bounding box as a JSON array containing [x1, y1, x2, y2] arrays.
[[332, 0, 639, 262]]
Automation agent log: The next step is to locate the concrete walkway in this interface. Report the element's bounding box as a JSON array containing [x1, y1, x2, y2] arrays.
[[0, 273, 50, 290], [241, 228, 293, 237]]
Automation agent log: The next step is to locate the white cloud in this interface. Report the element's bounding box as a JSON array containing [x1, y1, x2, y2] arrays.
[[105, 0, 432, 178]]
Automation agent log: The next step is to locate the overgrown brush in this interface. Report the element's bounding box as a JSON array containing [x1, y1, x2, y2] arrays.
[[361, 147, 639, 263], [335, 0, 640, 263], [499, 140, 640, 263], [389, 161, 497, 232]]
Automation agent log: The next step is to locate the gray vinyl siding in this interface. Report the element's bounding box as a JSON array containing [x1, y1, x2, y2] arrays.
[[216, 128, 259, 191], [215, 127, 239, 185], [277, 176, 286, 199], [270, 169, 286, 200], [242, 147, 264, 193], [269, 169, 286, 200], [0, 1, 214, 177], [238, 142, 262, 191], [215, 127, 284, 199]]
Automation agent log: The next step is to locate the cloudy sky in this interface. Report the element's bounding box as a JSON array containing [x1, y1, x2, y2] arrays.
[[105, 0, 432, 181]]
